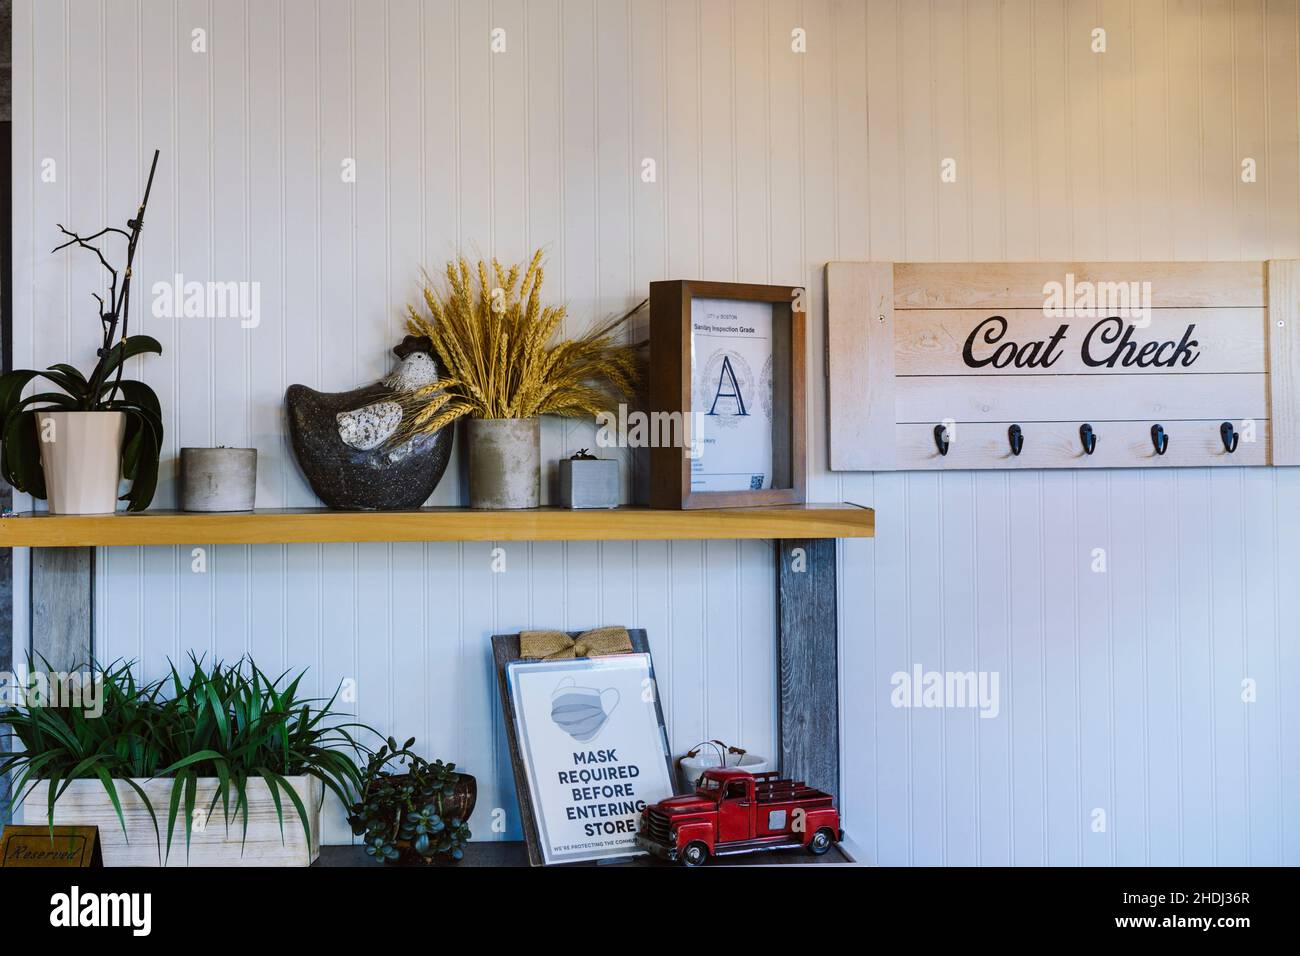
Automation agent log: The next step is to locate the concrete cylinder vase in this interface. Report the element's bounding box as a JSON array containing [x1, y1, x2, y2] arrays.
[[35, 411, 127, 515], [181, 448, 258, 512], [467, 417, 540, 509]]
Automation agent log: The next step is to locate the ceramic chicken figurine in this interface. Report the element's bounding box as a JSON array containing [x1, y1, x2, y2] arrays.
[[285, 335, 454, 510]]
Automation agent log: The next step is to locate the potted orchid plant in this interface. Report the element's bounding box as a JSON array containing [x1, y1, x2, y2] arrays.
[[0, 150, 163, 514]]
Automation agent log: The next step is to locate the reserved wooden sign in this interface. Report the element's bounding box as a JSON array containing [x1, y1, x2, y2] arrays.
[[0, 825, 102, 867], [826, 260, 1299, 470]]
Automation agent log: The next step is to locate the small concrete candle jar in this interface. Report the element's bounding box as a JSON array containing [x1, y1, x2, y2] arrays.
[[180, 447, 257, 512], [558, 450, 619, 509]]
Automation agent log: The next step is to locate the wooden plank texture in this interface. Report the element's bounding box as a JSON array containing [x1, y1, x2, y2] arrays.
[[777, 538, 839, 803], [893, 261, 1267, 310], [1267, 260, 1300, 464], [0, 505, 875, 548], [895, 308, 1267, 376], [30, 547, 93, 669], [826, 261, 896, 469], [19, 776, 321, 867], [896, 373, 1267, 425]]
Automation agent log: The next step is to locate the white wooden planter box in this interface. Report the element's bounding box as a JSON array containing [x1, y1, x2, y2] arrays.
[[21, 776, 322, 867]]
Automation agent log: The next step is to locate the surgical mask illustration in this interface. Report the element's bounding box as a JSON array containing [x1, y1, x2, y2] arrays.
[[549, 677, 620, 742]]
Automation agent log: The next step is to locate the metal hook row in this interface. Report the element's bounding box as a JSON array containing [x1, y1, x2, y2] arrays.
[[933, 421, 1243, 457]]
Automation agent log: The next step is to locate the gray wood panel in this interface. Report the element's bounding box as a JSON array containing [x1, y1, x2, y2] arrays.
[[0, 537, 7, 826], [30, 546, 93, 670], [6, 547, 93, 825], [777, 538, 839, 804], [0, 530, 8, 827], [0, 0, 11, 123]]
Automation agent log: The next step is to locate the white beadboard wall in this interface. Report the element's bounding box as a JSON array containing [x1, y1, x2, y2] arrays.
[[11, 0, 1300, 864]]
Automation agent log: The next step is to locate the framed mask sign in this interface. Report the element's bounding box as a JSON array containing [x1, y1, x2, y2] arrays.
[[648, 280, 806, 509], [492, 628, 675, 866]]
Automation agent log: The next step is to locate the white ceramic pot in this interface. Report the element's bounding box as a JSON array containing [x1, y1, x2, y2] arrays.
[[35, 410, 126, 515], [677, 750, 773, 793], [467, 417, 541, 509]]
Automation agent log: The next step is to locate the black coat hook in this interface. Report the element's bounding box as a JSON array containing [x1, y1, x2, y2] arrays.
[[1008, 424, 1024, 456], [1150, 424, 1169, 456], [1220, 421, 1239, 453], [933, 423, 950, 456], [1079, 423, 1097, 455]]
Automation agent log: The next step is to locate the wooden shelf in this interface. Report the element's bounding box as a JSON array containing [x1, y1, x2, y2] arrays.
[[0, 503, 873, 548]]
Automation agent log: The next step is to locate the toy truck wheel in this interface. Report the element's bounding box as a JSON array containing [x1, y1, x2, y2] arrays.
[[680, 842, 709, 867], [808, 828, 835, 855]]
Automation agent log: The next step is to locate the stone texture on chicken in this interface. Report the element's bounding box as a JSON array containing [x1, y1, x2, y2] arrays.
[[336, 401, 402, 452]]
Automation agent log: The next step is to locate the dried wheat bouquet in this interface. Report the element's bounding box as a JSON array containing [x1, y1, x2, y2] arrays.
[[394, 249, 641, 441]]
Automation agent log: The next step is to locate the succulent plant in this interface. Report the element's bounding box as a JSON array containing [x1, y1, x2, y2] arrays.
[[347, 737, 472, 865]]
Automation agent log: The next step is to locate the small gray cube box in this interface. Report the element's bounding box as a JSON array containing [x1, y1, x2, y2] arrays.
[[558, 457, 619, 509]]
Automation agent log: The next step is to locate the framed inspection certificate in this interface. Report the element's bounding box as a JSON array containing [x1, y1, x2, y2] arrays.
[[648, 280, 806, 509]]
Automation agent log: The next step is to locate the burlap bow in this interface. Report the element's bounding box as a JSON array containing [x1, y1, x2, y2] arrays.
[[519, 626, 633, 661]]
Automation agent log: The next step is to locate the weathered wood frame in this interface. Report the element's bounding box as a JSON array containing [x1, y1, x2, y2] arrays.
[[649, 280, 807, 509], [828, 260, 1300, 471]]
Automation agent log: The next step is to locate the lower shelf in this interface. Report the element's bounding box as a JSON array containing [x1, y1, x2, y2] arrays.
[[315, 841, 853, 868]]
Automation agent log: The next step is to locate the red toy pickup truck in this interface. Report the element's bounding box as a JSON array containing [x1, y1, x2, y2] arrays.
[[636, 768, 841, 866]]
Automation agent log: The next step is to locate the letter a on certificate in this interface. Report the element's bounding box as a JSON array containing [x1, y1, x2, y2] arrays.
[[708, 357, 748, 416]]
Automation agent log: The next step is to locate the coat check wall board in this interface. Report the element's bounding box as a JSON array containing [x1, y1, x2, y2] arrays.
[[826, 261, 1300, 471]]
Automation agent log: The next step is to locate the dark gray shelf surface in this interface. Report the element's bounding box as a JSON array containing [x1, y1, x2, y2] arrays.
[[316, 841, 853, 868]]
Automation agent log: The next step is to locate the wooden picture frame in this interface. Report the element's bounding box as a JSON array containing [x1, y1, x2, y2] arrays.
[[649, 280, 806, 509], [492, 629, 675, 866]]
